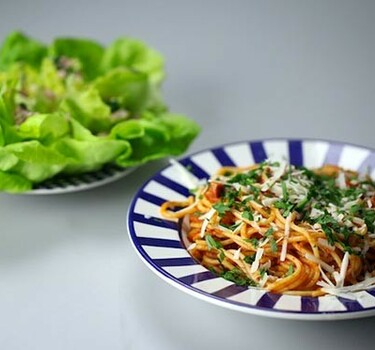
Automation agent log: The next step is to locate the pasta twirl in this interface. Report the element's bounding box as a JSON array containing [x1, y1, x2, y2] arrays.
[[161, 161, 375, 297]]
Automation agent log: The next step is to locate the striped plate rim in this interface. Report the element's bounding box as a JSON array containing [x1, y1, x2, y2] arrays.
[[127, 138, 375, 320]]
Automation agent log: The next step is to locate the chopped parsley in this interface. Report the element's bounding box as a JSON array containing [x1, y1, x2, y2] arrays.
[[244, 254, 256, 264], [212, 202, 231, 216], [286, 264, 294, 276], [244, 237, 259, 248], [242, 209, 254, 221], [205, 235, 223, 250], [221, 268, 257, 287]]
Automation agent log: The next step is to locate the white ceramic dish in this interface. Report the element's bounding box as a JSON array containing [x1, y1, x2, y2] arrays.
[[127, 139, 375, 320]]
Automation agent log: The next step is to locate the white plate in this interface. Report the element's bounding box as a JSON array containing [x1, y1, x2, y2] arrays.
[[127, 139, 375, 320], [27, 165, 135, 195]]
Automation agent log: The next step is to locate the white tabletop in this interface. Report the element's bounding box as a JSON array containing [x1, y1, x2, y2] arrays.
[[1, 1, 375, 349]]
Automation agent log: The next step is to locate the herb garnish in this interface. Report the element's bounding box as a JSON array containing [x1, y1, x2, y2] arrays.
[[205, 235, 223, 250], [212, 202, 231, 216], [221, 268, 257, 287]]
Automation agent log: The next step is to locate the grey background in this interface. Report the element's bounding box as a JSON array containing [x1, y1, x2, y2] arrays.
[[1, 0, 375, 349]]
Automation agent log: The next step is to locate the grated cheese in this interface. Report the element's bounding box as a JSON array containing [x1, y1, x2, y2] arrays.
[[250, 247, 264, 273], [233, 247, 241, 260], [337, 171, 347, 189], [199, 208, 216, 238], [318, 276, 375, 299], [338, 251, 350, 288], [280, 213, 292, 262], [305, 252, 334, 273], [317, 238, 335, 251], [259, 272, 268, 288], [187, 243, 197, 251]]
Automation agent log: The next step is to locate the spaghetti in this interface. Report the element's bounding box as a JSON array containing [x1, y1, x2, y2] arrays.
[[161, 161, 375, 297]]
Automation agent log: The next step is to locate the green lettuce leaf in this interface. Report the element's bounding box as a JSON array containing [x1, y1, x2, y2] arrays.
[[0, 148, 18, 170], [0, 171, 32, 193], [0, 120, 21, 145], [111, 112, 200, 166], [18, 112, 69, 143], [54, 137, 131, 174], [101, 37, 164, 84], [53, 119, 131, 173], [49, 37, 104, 81], [0, 31, 47, 71], [61, 86, 112, 133], [0, 32, 200, 193], [0, 123, 3, 146], [0, 77, 16, 124], [93, 68, 150, 114], [5, 140, 69, 182]]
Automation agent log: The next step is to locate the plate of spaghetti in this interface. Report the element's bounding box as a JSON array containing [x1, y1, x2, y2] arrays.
[[127, 138, 375, 320]]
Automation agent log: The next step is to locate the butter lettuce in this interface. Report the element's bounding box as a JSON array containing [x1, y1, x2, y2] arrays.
[[18, 113, 70, 142], [0, 32, 47, 70], [111, 112, 200, 166], [101, 37, 164, 84], [61, 87, 113, 133], [54, 120, 131, 173], [4, 140, 69, 182], [0, 32, 200, 192], [49, 38, 104, 81], [0, 171, 32, 193]]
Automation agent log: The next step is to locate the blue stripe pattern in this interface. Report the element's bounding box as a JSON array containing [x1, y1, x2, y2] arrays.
[[250, 142, 267, 163], [179, 271, 217, 285], [358, 153, 375, 173], [179, 158, 209, 179], [212, 284, 248, 299], [153, 174, 190, 197], [301, 296, 320, 312], [212, 148, 236, 166], [324, 143, 343, 165], [256, 292, 282, 308], [131, 213, 178, 230], [289, 140, 303, 166], [137, 237, 183, 249], [127, 139, 375, 318], [154, 257, 197, 267], [138, 191, 166, 206], [337, 297, 364, 312]]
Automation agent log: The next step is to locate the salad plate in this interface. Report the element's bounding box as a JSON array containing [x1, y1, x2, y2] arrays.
[[26, 164, 135, 195], [0, 32, 199, 194], [127, 138, 375, 320]]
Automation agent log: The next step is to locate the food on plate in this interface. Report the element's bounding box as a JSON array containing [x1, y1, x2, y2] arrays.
[[161, 160, 375, 297], [0, 32, 200, 192]]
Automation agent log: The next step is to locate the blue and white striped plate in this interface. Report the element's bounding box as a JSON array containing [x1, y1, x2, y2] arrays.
[[127, 139, 375, 320], [28, 164, 135, 195]]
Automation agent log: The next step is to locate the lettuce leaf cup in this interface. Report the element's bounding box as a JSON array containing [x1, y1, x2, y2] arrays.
[[0, 32, 200, 193]]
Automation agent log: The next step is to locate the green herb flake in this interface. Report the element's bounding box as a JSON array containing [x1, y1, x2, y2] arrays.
[[259, 267, 268, 278], [270, 238, 278, 252], [244, 237, 259, 248], [221, 268, 257, 287], [281, 181, 288, 201], [265, 227, 274, 237], [242, 209, 254, 221], [286, 264, 294, 276], [205, 234, 223, 250], [218, 250, 225, 262], [244, 254, 256, 264], [212, 202, 231, 216]]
